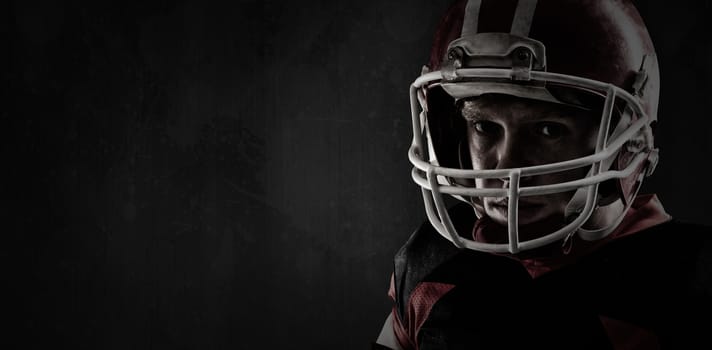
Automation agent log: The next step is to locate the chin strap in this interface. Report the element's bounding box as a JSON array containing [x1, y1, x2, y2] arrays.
[[562, 107, 634, 246], [576, 171, 644, 241], [564, 110, 631, 218], [574, 55, 659, 241]]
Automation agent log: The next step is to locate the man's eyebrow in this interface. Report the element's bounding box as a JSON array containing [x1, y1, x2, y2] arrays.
[[534, 110, 588, 122], [532, 111, 574, 120], [459, 103, 485, 121], [460, 111, 480, 121]]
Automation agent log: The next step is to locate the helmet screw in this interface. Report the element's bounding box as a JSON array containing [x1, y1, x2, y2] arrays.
[[516, 48, 531, 61], [447, 48, 462, 61]]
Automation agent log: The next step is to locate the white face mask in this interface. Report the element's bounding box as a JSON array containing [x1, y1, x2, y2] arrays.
[[409, 36, 657, 254]]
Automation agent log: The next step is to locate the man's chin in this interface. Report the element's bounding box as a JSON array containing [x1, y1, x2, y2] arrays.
[[485, 206, 551, 227], [484, 210, 566, 240]]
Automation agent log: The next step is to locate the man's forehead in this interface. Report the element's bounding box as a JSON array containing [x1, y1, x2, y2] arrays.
[[460, 94, 596, 120]]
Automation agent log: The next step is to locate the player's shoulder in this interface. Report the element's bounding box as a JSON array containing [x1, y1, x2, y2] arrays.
[[592, 218, 712, 296], [615, 218, 712, 253], [391, 202, 527, 304], [590, 218, 712, 268], [658, 219, 712, 290], [617, 218, 712, 342], [650, 218, 711, 235], [391, 205, 464, 301], [393, 202, 480, 284]]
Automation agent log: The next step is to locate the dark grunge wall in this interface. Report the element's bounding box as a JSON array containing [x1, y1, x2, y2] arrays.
[[4, 0, 712, 349]]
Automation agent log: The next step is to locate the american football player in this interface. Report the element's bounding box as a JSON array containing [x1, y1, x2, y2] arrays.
[[375, 1, 712, 348]]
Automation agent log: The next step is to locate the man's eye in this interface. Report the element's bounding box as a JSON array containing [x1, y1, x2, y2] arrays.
[[536, 122, 566, 139], [472, 121, 500, 135]]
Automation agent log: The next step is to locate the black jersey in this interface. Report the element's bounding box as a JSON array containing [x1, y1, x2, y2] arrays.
[[388, 202, 712, 349]]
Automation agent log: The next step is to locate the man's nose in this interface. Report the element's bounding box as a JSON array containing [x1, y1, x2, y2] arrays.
[[480, 133, 533, 188], [495, 132, 530, 170]]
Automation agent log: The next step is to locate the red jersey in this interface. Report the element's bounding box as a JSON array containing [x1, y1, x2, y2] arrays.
[[384, 196, 712, 349]]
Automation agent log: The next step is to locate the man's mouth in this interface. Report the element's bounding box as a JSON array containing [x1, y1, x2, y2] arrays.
[[490, 200, 544, 210]]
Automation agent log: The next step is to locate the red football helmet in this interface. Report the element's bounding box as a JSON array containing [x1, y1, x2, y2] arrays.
[[409, 0, 660, 253]]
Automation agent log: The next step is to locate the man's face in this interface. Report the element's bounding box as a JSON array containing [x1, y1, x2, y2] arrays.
[[460, 94, 600, 227]]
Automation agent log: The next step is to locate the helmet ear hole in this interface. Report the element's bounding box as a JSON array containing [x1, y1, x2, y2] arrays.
[[597, 179, 621, 206]]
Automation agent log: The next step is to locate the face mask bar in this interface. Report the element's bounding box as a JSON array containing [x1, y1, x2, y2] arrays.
[[408, 68, 653, 254]]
